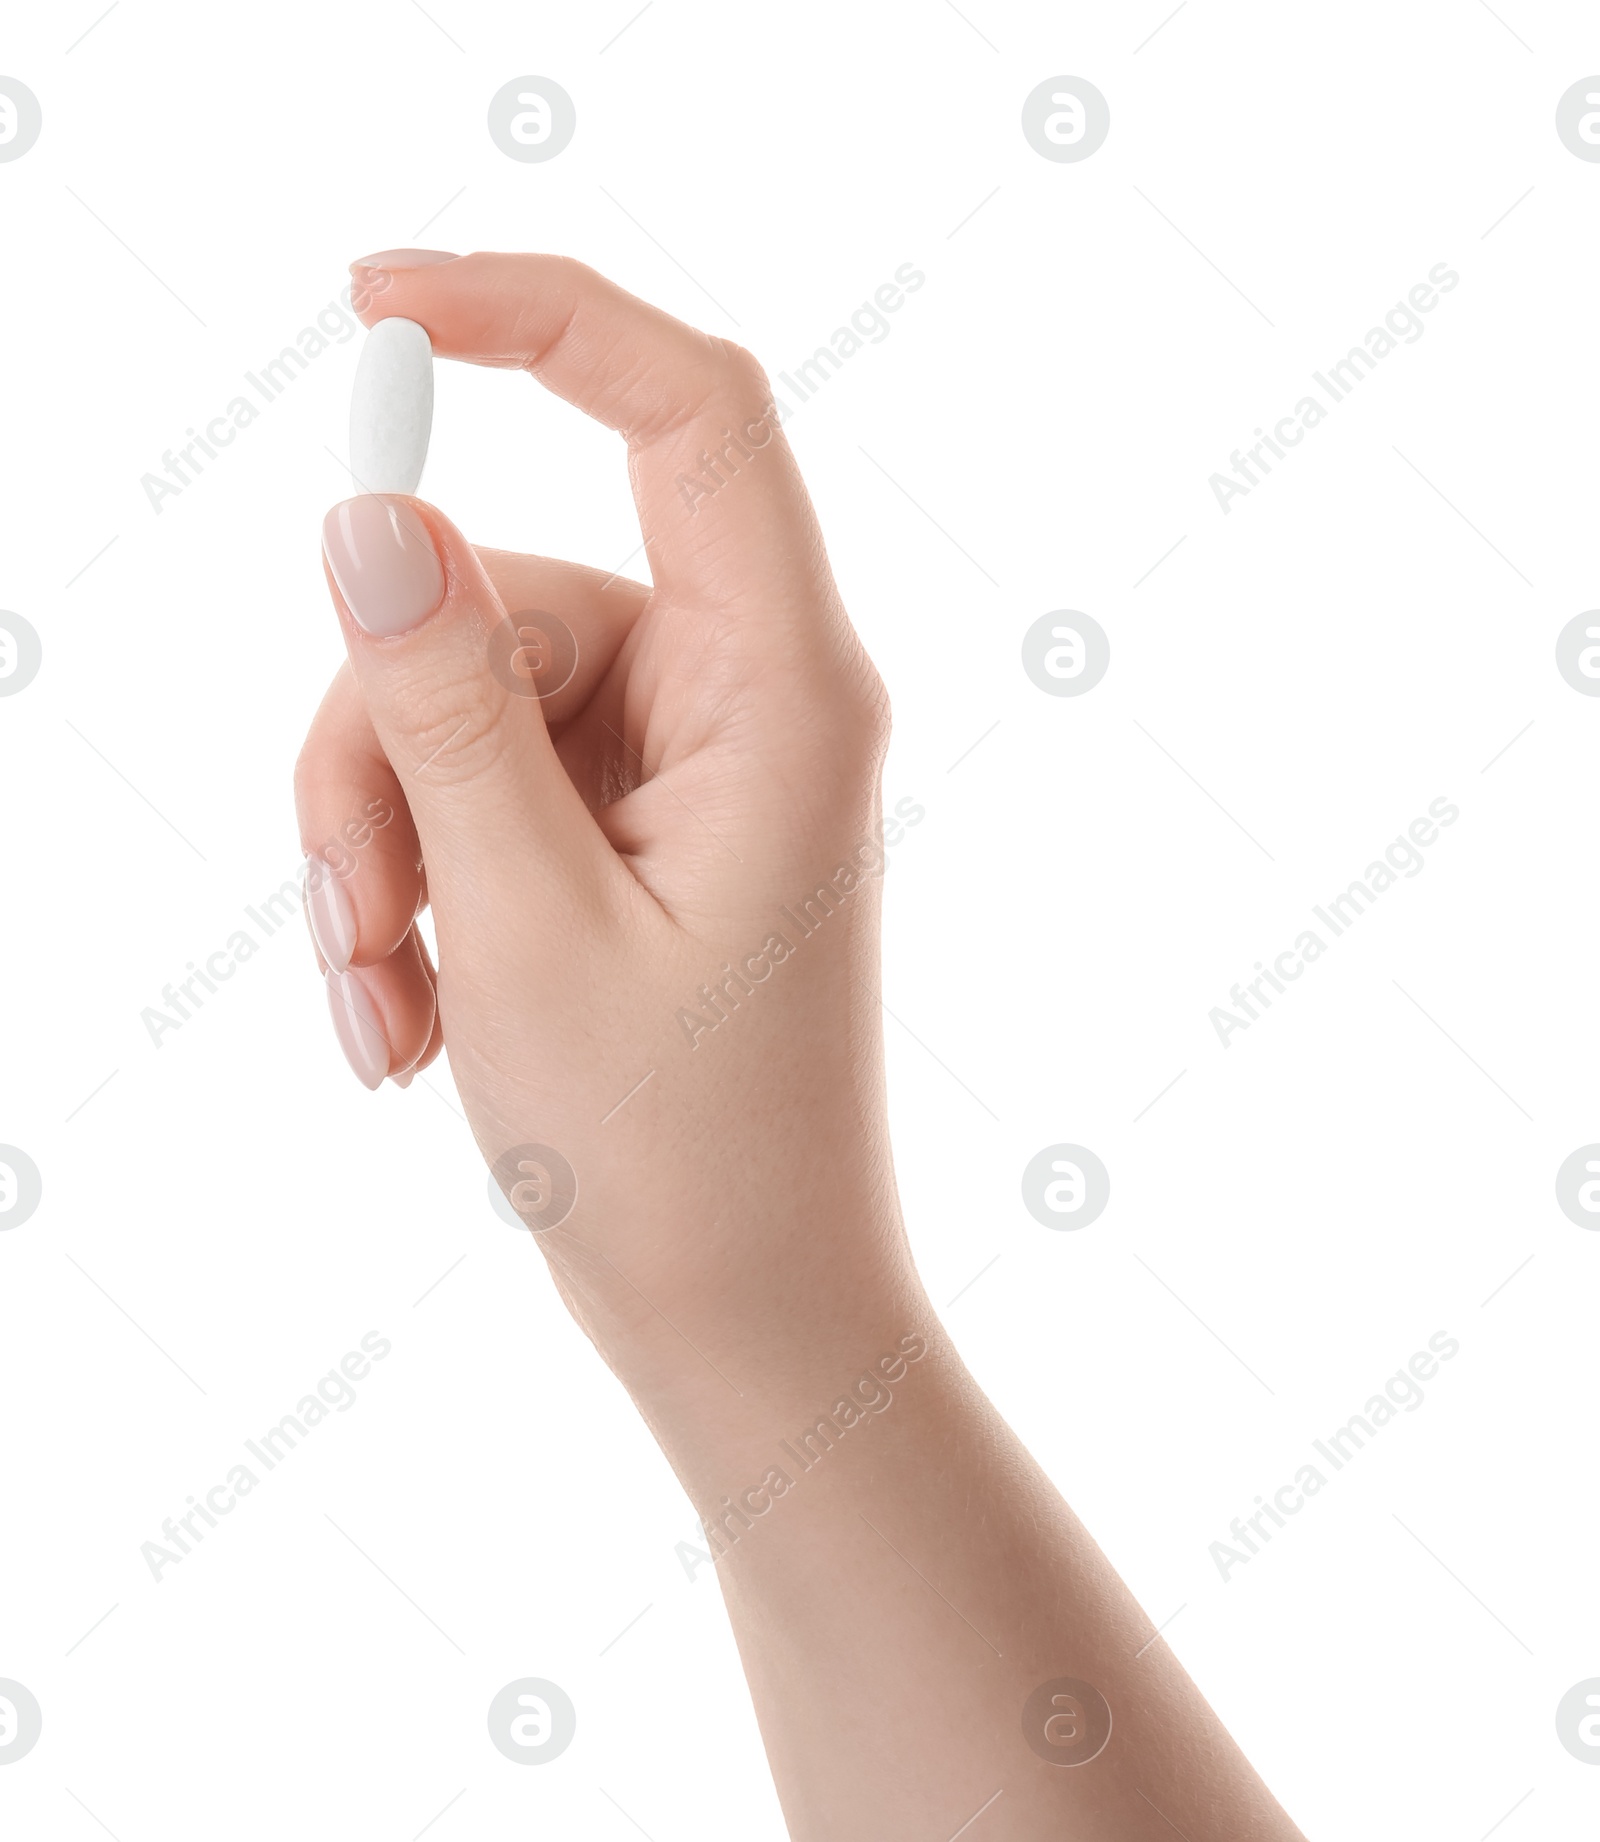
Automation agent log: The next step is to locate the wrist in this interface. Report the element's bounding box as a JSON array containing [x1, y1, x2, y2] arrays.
[[674, 1319, 944, 1549], [538, 1220, 936, 1481]]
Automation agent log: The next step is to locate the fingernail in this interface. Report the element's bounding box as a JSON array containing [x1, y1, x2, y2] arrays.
[[389, 1068, 415, 1090], [325, 969, 390, 1090], [323, 495, 445, 637], [303, 855, 356, 973], [352, 249, 458, 271]]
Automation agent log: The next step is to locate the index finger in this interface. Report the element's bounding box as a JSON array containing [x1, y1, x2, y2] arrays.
[[350, 250, 841, 632]]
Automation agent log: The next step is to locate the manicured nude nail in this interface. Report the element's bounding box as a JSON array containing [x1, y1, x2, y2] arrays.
[[389, 1068, 415, 1090], [304, 855, 356, 973], [352, 249, 459, 270], [326, 969, 389, 1090], [322, 495, 445, 637]]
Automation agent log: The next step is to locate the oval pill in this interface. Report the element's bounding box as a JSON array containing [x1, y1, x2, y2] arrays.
[[349, 317, 433, 495]]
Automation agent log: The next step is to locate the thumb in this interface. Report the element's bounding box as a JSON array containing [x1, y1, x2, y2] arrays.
[[320, 494, 620, 951]]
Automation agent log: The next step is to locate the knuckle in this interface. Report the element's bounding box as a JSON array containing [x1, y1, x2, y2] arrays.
[[291, 738, 318, 815], [712, 338, 774, 413], [544, 254, 604, 318], [859, 666, 893, 752], [391, 667, 522, 793], [806, 653, 892, 783], [842, 661, 893, 765]]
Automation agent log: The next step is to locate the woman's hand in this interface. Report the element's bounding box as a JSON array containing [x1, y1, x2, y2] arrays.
[[296, 252, 908, 1398], [293, 251, 1306, 1841]]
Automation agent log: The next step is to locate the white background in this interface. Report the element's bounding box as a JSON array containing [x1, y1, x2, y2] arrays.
[[1, 1, 1596, 1836]]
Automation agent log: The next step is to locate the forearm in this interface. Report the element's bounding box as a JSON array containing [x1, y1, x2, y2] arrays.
[[586, 1249, 1306, 1842]]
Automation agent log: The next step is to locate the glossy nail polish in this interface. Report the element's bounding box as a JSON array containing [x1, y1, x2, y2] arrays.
[[322, 495, 445, 637], [352, 249, 459, 270], [304, 855, 357, 973], [325, 969, 389, 1090]]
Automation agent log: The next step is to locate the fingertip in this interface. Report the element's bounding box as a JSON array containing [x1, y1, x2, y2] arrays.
[[350, 251, 462, 324]]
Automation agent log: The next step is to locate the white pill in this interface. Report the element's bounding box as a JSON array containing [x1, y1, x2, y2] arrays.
[[350, 317, 433, 495]]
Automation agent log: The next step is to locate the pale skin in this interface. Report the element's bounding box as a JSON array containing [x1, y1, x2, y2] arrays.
[[294, 249, 1308, 1841]]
